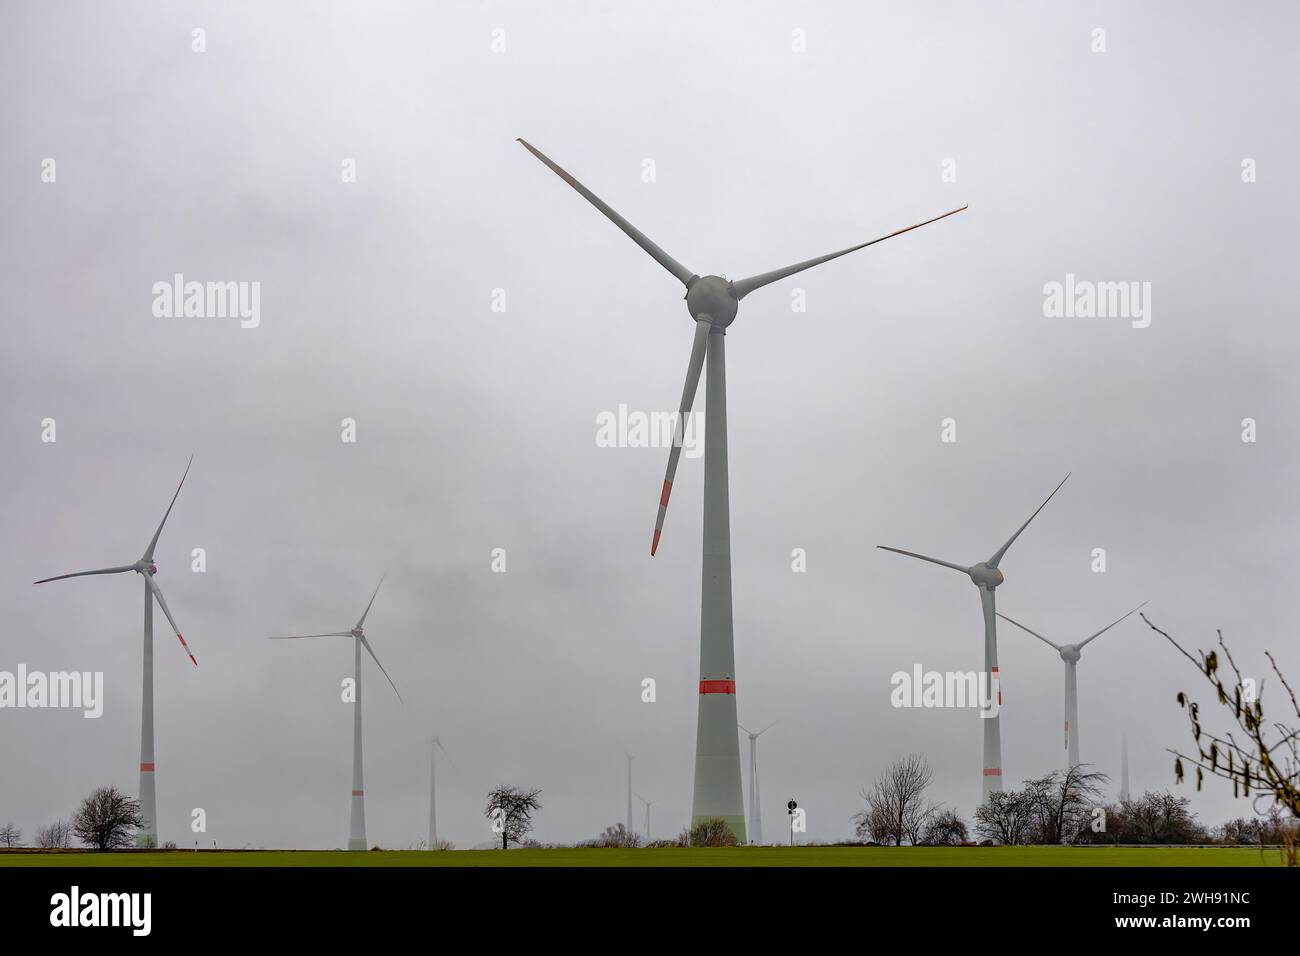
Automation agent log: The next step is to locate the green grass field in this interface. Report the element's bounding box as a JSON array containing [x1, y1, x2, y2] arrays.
[[0, 846, 1284, 867]]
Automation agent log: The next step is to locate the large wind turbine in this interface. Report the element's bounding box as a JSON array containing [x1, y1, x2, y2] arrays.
[[878, 474, 1070, 802], [518, 139, 966, 837], [34, 456, 197, 847], [739, 721, 776, 844], [271, 577, 401, 850], [429, 736, 448, 849], [996, 602, 1146, 768]]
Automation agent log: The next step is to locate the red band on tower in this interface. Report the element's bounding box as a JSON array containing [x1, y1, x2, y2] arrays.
[[140, 763, 155, 772], [699, 679, 736, 695]]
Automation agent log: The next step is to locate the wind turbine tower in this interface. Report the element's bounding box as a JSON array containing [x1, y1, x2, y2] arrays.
[[429, 736, 448, 848], [625, 753, 634, 836], [519, 139, 966, 837], [1120, 733, 1131, 803]]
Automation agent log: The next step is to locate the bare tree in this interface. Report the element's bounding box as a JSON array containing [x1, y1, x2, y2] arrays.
[[72, 787, 145, 851], [0, 823, 21, 848], [853, 754, 935, 846], [35, 819, 73, 849], [483, 786, 542, 850], [974, 789, 1036, 845], [921, 809, 969, 845], [1023, 765, 1109, 844], [1144, 615, 1299, 864], [585, 822, 640, 848]]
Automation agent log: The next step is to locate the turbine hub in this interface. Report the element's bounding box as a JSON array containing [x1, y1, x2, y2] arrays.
[[969, 562, 1003, 589], [351, 628, 363, 638], [685, 275, 738, 328], [1060, 646, 1081, 663]]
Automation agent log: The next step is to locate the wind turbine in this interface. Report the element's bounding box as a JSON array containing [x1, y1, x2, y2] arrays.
[[634, 793, 654, 842], [270, 576, 401, 850], [518, 139, 966, 838], [429, 736, 449, 849], [34, 456, 197, 847], [878, 473, 1070, 802], [625, 753, 634, 837], [996, 602, 1146, 768], [739, 721, 776, 844], [1120, 732, 1131, 802]]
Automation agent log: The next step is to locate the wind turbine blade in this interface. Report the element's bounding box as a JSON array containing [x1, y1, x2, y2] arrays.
[[358, 634, 401, 702], [269, 631, 353, 639], [1077, 601, 1149, 649], [144, 573, 196, 666], [755, 720, 778, 737], [738, 723, 752, 736], [34, 565, 136, 584], [876, 546, 969, 575], [144, 455, 193, 561], [652, 319, 711, 555], [356, 574, 386, 629], [995, 612, 1061, 651], [730, 206, 967, 300], [987, 473, 1070, 570], [516, 139, 697, 287]]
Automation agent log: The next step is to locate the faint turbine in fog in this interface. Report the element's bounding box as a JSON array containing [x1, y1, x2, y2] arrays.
[[739, 721, 777, 844], [997, 602, 1146, 768]]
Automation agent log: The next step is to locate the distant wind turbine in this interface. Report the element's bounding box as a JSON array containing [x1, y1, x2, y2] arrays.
[[634, 793, 654, 842], [519, 138, 966, 838], [1120, 732, 1131, 803], [34, 456, 198, 846], [739, 721, 777, 844], [429, 736, 449, 849], [878, 474, 1070, 802], [996, 602, 1146, 768], [625, 753, 634, 836], [271, 576, 401, 850]]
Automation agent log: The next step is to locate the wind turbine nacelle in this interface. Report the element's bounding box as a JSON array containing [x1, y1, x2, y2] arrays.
[[968, 563, 1004, 589], [1060, 646, 1081, 663], [686, 275, 739, 327]]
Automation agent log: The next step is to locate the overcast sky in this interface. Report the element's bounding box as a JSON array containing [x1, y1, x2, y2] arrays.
[[1, 1, 1297, 849]]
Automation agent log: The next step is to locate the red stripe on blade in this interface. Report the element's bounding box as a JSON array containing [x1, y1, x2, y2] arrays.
[[659, 480, 673, 508], [651, 528, 662, 556], [699, 679, 736, 695]]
